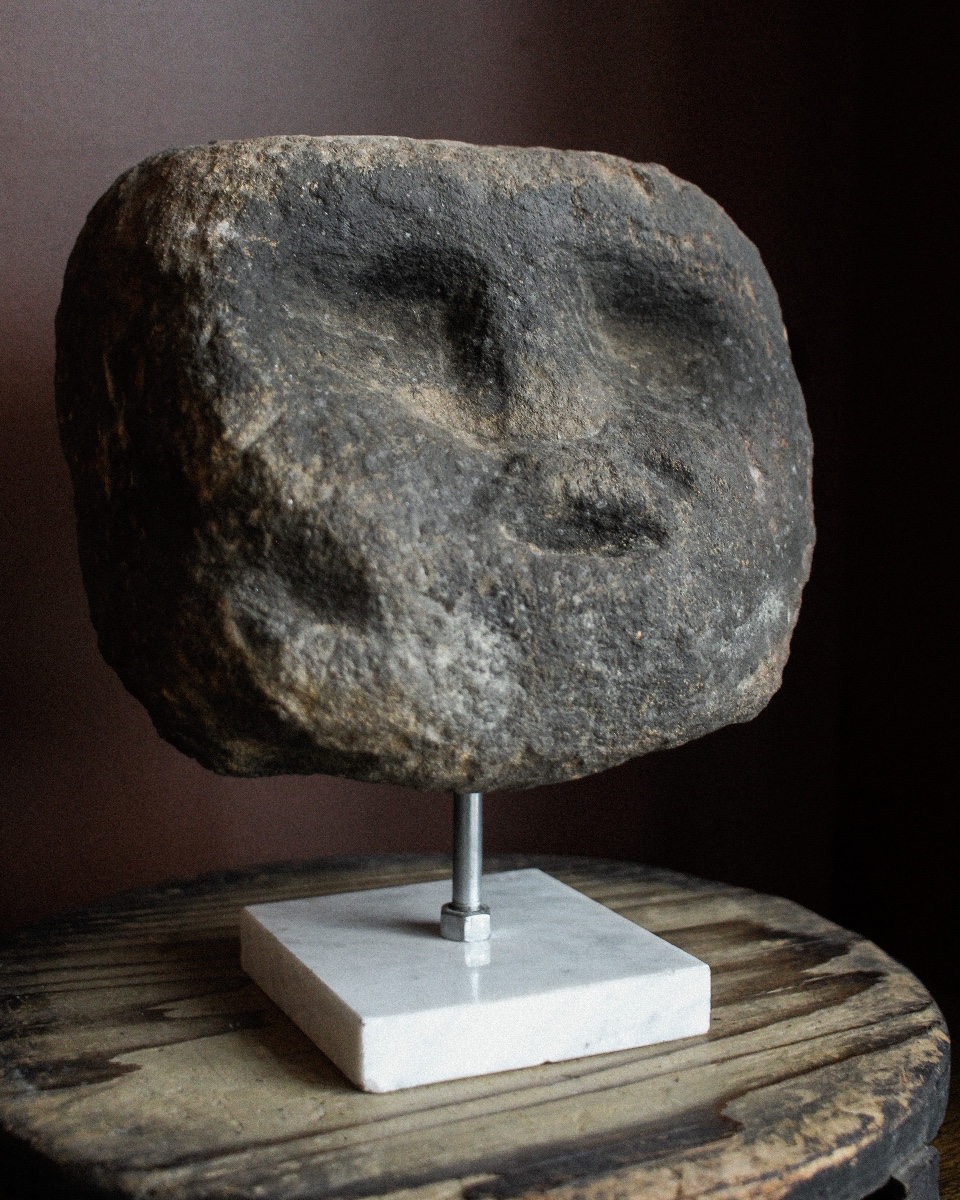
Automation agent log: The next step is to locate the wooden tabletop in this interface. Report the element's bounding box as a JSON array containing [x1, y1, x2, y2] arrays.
[[0, 855, 950, 1199]]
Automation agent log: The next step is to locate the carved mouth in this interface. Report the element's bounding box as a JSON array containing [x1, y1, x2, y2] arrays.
[[490, 450, 673, 558], [518, 493, 669, 557]]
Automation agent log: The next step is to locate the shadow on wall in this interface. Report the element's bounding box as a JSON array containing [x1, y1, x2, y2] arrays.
[[1, 0, 856, 935]]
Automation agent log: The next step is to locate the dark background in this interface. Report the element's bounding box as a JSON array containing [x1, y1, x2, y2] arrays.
[[1, 2, 955, 1004]]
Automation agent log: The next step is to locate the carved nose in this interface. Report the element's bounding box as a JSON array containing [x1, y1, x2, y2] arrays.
[[480, 271, 614, 442]]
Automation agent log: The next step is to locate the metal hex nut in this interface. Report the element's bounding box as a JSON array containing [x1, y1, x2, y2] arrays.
[[441, 904, 491, 943]]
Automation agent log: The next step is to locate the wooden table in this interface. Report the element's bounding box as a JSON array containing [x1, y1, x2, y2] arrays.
[[0, 856, 950, 1199]]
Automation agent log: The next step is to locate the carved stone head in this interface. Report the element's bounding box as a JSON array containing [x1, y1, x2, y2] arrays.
[[56, 136, 813, 791]]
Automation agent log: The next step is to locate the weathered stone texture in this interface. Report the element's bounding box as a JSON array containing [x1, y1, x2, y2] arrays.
[[56, 136, 814, 790]]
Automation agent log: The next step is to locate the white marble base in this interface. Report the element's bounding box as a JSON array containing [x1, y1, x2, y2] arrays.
[[241, 868, 710, 1093]]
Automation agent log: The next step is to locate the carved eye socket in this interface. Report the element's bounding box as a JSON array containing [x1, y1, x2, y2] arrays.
[[589, 250, 728, 330], [585, 251, 735, 409], [353, 246, 507, 396], [270, 243, 510, 441]]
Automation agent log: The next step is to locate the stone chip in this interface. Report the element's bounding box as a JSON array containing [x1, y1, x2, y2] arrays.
[[55, 136, 814, 791]]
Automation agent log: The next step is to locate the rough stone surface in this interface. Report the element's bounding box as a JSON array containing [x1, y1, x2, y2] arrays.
[[55, 136, 814, 791]]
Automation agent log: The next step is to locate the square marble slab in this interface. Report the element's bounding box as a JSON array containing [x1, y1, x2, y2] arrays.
[[241, 868, 710, 1092]]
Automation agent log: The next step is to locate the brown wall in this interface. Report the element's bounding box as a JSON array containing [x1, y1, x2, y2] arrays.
[[1, 3, 954, 991]]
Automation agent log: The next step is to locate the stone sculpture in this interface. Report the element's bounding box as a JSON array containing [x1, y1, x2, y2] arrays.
[[56, 136, 814, 792]]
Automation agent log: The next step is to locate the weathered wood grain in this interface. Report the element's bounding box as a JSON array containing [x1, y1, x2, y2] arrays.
[[936, 1069, 960, 1200], [0, 856, 949, 1199]]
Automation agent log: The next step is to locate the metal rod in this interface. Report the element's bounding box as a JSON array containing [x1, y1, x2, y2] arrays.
[[452, 791, 484, 912], [440, 791, 490, 942]]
